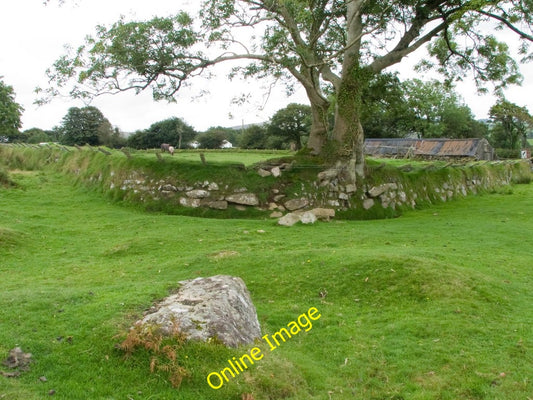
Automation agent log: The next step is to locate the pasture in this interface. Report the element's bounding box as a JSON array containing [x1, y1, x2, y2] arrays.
[[1, 163, 532, 399]]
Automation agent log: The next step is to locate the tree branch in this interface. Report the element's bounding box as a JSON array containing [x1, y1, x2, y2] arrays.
[[369, 21, 448, 73], [476, 9, 533, 42]]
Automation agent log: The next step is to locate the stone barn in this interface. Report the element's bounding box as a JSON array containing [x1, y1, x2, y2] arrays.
[[364, 138, 494, 161]]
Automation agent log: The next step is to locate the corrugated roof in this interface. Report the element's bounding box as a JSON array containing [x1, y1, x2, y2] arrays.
[[364, 138, 490, 158]]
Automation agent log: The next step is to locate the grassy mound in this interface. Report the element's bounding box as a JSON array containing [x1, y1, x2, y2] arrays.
[[0, 169, 532, 399]]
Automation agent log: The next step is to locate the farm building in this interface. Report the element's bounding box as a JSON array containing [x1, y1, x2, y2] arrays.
[[364, 138, 495, 161]]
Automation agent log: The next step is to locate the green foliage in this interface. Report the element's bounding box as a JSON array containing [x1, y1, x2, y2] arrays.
[[38, 1, 533, 158], [268, 103, 311, 150], [494, 148, 522, 159], [401, 79, 485, 139], [489, 99, 533, 149], [127, 117, 196, 149], [0, 78, 24, 142], [22, 128, 52, 144], [57, 106, 113, 146], [197, 128, 229, 149], [238, 124, 269, 149]]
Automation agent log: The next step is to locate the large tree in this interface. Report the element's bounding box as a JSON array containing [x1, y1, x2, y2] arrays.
[[489, 99, 533, 149], [1, 78, 24, 142], [40, 1, 533, 176], [127, 117, 196, 149], [58, 106, 112, 146]]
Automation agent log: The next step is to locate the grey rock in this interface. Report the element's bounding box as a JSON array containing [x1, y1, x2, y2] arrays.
[[398, 191, 407, 203], [327, 200, 340, 207], [270, 211, 283, 218], [225, 193, 260, 206], [339, 192, 349, 200], [138, 275, 261, 348], [160, 184, 177, 192], [179, 197, 201, 208], [300, 211, 317, 224], [310, 208, 335, 221], [345, 184, 357, 193], [207, 200, 228, 210], [284, 198, 309, 211], [277, 213, 301, 226], [186, 189, 210, 199], [271, 166, 281, 177], [363, 198, 375, 210], [257, 168, 272, 177], [368, 184, 388, 198], [207, 182, 219, 191], [268, 202, 279, 210], [317, 168, 338, 181]]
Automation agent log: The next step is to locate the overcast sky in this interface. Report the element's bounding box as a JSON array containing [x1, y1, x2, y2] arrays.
[[1, 1, 532, 134]]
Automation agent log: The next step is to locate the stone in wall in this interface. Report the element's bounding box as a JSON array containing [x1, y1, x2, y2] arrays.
[[368, 184, 388, 198], [257, 169, 271, 177], [284, 198, 309, 211], [363, 198, 375, 210], [180, 197, 201, 208], [225, 193, 260, 206], [207, 200, 228, 210], [186, 189, 210, 199], [345, 184, 357, 193]]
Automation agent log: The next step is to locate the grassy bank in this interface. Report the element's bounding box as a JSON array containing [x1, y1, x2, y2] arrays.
[[1, 168, 532, 399], [1, 145, 531, 221]]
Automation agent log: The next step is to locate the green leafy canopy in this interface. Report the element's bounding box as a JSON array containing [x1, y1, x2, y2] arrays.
[[37, 1, 533, 159]]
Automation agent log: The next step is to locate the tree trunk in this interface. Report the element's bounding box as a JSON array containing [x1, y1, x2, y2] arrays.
[[332, 67, 367, 177], [307, 100, 330, 155]]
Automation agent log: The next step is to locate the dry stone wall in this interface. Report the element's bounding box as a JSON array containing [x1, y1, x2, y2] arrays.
[[96, 160, 531, 224]]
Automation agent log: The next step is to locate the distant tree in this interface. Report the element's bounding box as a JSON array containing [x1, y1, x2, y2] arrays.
[[58, 106, 112, 146], [239, 125, 268, 149], [98, 122, 126, 148], [268, 104, 311, 150], [0, 78, 24, 142], [147, 117, 196, 148], [126, 130, 151, 149], [127, 117, 196, 149], [489, 100, 533, 149], [402, 79, 483, 139], [23, 128, 52, 144], [203, 126, 238, 146], [197, 130, 227, 149], [360, 73, 412, 138]]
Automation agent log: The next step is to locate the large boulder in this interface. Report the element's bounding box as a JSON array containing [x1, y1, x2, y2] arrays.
[[137, 275, 261, 348]]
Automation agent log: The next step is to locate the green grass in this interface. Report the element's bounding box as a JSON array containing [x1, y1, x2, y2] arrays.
[[1, 169, 532, 399], [129, 148, 294, 167]]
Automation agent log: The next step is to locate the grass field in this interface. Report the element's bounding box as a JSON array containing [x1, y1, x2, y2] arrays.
[[1, 168, 532, 399], [131, 148, 294, 166]]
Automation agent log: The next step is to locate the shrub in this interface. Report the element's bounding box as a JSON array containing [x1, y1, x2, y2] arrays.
[[495, 148, 521, 159]]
